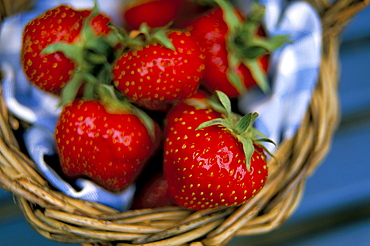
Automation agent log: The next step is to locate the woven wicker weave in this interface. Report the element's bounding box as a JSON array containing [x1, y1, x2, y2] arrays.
[[0, 0, 368, 245]]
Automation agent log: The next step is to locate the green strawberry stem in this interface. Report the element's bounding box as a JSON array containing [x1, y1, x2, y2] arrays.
[[213, 0, 290, 94], [58, 72, 84, 107], [109, 22, 176, 54], [196, 90, 275, 171], [97, 84, 157, 141], [138, 22, 176, 51]]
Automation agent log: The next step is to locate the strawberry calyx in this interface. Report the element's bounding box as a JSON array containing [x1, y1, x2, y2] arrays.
[[96, 84, 158, 142], [196, 90, 275, 171], [41, 2, 118, 106], [110, 22, 176, 53], [214, 0, 290, 94]]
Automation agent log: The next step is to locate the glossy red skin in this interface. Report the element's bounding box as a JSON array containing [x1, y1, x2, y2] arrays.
[[123, 0, 183, 30], [55, 100, 158, 192], [163, 93, 268, 210], [188, 8, 269, 98], [112, 31, 205, 111], [21, 5, 112, 95]]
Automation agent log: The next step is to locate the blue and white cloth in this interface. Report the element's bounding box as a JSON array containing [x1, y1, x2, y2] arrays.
[[239, 0, 322, 151], [0, 0, 321, 210]]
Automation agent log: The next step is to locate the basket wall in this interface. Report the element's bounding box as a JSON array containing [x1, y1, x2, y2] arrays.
[[0, 0, 368, 245]]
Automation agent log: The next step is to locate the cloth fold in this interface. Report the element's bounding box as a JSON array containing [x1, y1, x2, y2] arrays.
[[239, 0, 322, 151]]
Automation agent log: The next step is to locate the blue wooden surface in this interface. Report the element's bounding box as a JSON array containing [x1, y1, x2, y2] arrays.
[[0, 4, 369, 246]]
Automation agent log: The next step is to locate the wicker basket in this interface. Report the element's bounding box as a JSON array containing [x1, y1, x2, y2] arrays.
[[0, 0, 368, 245]]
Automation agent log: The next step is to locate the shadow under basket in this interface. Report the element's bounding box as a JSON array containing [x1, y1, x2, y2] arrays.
[[0, 0, 369, 245]]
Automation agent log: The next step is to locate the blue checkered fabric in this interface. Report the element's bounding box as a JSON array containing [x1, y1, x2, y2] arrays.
[[239, 0, 322, 152]]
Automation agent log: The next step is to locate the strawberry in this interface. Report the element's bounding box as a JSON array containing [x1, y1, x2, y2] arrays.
[[187, 1, 288, 97], [55, 86, 161, 192], [173, 0, 220, 28], [21, 4, 117, 96], [112, 26, 205, 111], [163, 91, 273, 210], [122, 0, 183, 30], [131, 173, 176, 209]]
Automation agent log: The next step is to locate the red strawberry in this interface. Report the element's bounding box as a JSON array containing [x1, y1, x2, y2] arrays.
[[172, 0, 219, 28], [131, 173, 176, 209], [163, 91, 272, 210], [122, 0, 183, 30], [21, 4, 116, 96], [187, 1, 288, 98], [112, 28, 205, 111], [55, 91, 161, 192]]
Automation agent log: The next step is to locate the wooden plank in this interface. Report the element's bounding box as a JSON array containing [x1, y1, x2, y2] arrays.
[[230, 200, 370, 245], [0, 215, 79, 246], [338, 40, 370, 116], [340, 5, 370, 42]]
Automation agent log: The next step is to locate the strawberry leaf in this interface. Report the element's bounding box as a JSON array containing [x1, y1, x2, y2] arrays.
[[107, 22, 130, 45], [133, 107, 157, 141], [249, 2, 266, 23], [83, 82, 95, 100], [226, 66, 246, 95], [152, 30, 176, 51], [243, 59, 270, 93], [214, 0, 242, 31], [41, 43, 83, 65], [59, 73, 84, 107], [81, 71, 100, 99], [250, 128, 270, 140], [247, 34, 291, 53], [254, 138, 276, 145], [141, 22, 176, 51], [207, 99, 228, 115], [196, 118, 233, 130], [98, 84, 126, 106], [235, 112, 258, 135], [215, 90, 232, 116], [237, 135, 254, 171], [81, 0, 100, 42]]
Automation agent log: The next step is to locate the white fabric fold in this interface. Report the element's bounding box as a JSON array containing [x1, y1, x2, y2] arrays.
[[239, 0, 322, 151]]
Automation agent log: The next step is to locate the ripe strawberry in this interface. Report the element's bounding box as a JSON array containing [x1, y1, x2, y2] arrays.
[[131, 173, 176, 209], [173, 0, 219, 28], [55, 90, 161, 192], [163, 91, 272, 210], [112, 27, 205, 111], [21, 4, 117, 96], [122, 0, 183, 30], [187, 1, 288, 97]]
